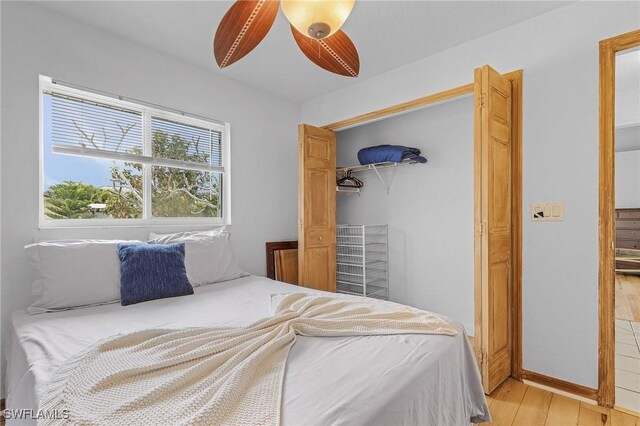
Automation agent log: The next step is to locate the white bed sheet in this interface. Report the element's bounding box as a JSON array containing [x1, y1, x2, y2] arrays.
[[7, 275, 489, 425]]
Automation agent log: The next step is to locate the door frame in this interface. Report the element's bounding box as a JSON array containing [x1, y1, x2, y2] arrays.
[[598, 29, 640, 408], [321, 68, 524, 381]]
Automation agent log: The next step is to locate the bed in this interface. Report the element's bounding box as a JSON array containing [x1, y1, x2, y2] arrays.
[[7, 275, 489, 425]]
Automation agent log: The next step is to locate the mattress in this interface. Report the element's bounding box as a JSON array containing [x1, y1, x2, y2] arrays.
[[6, 275, 489, 425]]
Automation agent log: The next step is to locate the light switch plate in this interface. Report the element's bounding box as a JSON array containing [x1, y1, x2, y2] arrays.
[[531, 202, 564, 221]]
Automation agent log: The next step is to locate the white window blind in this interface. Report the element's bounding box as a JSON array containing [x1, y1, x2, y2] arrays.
[[151, 116, 223, 168], [45, 91, 225, 174], [50, 92, 143, 153]]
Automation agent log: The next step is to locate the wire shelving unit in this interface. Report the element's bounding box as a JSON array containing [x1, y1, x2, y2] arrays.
[[336, 224, 389, 300]]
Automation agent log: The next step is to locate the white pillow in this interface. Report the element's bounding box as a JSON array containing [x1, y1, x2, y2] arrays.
[[148, 230, 246, 286], [147, 227, 225, 243], [25, 240, 143, 314]]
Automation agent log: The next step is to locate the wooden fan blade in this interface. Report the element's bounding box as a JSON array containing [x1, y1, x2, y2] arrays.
[[291, 27, 360, 77], [214, 0, 280, 68]]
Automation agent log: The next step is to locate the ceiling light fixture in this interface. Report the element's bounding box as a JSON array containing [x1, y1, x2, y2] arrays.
[[213, 0, 360, 77], [281, 0, 355, 40]]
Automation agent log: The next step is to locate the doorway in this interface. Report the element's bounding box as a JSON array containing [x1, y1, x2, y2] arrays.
[[613, 47, 640, 413], [599, 29, 640, 409]]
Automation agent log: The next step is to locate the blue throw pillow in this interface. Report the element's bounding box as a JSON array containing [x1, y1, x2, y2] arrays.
[[117, 243, 194, 306]]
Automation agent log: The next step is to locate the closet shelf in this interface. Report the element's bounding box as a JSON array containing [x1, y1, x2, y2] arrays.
[[336, 158, 422, 194], [336, 158, 420, 174]]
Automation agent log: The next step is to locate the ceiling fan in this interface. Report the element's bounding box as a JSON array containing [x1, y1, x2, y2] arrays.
[[214, 0, 360, 77]]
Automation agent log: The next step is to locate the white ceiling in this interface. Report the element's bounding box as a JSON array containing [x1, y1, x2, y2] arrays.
[[36, 1, 571, 103]]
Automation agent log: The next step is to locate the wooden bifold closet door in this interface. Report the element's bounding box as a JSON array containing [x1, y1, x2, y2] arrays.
[[297, 124, 337, 292], [475, 65, 514, 394]]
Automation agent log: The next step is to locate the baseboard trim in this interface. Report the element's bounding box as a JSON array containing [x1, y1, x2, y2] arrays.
[[614, 405, 640, 417], [524, 379, 597, 405], [521, 370, 599, 401]]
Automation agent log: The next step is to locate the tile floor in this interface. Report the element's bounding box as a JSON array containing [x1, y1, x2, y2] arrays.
[[615, 319, 640, 412]]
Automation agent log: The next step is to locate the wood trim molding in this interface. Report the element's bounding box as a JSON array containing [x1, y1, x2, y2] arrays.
[[599, 34, 616, 409], [508, 70, 523, 381], [265, 241, 298, 280], [321, 69, 526, 132], [602, 28, 640, 51], [473, 67, 483, 367], [322, 83, 474, 131], [522, 370, 599, 401], [598, 28, 640, 408], [473, 68, 483, 366]]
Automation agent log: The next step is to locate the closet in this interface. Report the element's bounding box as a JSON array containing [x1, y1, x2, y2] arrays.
[[297, 65, 522, 394], [334, 105, 466, 305]]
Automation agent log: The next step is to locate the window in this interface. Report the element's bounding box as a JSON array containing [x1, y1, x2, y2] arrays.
[[39, 76, 230, 227]]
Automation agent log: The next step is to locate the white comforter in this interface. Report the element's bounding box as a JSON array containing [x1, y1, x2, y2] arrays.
[[7, 276, 489, 425]]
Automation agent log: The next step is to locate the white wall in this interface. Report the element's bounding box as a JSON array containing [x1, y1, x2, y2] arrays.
[[302, 1, 640, 389], [0, 1, 300, 394], [616, 150, 640, 209], [336, 96, 474, 332], [616, 50, 640, 127]]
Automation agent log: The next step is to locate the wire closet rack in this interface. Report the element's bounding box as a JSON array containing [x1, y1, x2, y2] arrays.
[[336, 158, 421, 195], [336, 224, 389, 300]]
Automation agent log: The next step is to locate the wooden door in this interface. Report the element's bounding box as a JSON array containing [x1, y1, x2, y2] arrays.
[[475, 65, 513, 393], [298, 124, 337, 292]]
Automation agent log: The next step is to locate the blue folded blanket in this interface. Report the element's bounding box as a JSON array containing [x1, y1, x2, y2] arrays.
[[357, 145, 427, 165]]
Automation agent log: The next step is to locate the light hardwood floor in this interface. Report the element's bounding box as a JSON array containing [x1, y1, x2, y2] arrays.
[[0, 379, 637, 425], [616, 274, 640, 322], [484, 378, 639, 425]]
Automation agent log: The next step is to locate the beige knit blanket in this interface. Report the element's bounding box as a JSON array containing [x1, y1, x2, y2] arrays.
[[39, 293, 456, 426]]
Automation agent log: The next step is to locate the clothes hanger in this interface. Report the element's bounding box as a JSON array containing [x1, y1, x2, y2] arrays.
[[337, 170, 363, 188]]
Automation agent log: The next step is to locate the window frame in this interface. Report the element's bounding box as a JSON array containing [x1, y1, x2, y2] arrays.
[[39, 76, 231, 229]]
